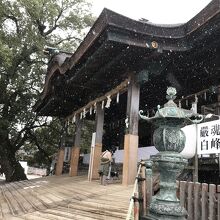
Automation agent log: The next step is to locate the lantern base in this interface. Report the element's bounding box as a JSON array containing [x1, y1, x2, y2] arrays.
[[142, 153, 187, 220], [142, 198, 187, 220], [142, 213, 186, 220]]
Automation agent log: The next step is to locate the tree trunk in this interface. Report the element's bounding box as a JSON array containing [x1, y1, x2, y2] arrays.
[[2, 160, 27, 182], [0, 151, 27, 182]]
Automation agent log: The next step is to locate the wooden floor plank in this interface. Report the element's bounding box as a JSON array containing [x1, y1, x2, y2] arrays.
[[0, 175, 133, 220]]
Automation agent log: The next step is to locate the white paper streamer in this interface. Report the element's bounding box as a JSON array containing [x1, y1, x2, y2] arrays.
[[195, 95, 198, 103], [90, 106, 92, 115], [72, 115, 76, 123], [101, 100, 104, 109], [116, 92, 119, 103], [105, 95, 111, 108], [178, 101, 181, 108], [83, 108, 86, 118], [125, 118, 129, 128], [94, 102, 97, 113]]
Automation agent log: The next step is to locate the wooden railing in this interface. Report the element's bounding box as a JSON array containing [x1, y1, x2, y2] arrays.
[[126, 161, 153, 220], [127, 160, 220, 220], [177, 181, 220, 220]]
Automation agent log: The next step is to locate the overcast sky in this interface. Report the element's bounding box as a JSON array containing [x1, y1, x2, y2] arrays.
[[91, 0, 212, 24]]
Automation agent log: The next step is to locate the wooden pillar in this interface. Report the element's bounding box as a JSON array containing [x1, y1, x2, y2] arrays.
[[89, 103, 104, 180], [69, 115, 82, 176], [55, 147, 65, 176], [122, 74, 140, 185]]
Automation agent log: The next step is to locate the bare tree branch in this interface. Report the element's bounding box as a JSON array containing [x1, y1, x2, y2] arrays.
[[28, 131, 51, 161], [43, 9, 63, 36], [13, 121, 47, 149], [55, 36, 82, 45]]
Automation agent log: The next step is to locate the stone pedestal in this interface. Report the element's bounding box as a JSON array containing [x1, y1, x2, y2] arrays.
[[144, 153, 187, 220]]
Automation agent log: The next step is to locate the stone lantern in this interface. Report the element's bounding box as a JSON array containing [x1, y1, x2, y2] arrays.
[[139, 87, 203, 220]]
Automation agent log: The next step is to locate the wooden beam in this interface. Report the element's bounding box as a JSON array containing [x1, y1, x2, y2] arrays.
[[69, 115, 82, 177], [122, 73, 140, 185], [89, 103, 104, 180], [66, 79, 129, 120]]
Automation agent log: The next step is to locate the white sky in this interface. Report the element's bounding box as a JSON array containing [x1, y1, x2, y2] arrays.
[[91, 0, 212, 24]]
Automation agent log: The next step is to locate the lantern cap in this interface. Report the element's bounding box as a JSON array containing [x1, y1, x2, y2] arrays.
[[139, 87, 203, 125]]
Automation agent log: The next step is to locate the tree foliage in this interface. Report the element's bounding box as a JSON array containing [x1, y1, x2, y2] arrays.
[[0, 0, 94, 181]]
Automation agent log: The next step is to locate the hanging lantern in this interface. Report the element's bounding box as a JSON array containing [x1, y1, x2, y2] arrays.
[[80, 112, 83, 119], [204, 92, 207, 101], [90, 106, 92, 115]]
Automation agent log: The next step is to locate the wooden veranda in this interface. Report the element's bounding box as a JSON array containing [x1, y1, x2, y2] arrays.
[[0, 175, 133, 220]]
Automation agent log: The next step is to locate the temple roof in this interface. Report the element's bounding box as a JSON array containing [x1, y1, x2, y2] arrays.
[[34, 0, 220, 117]]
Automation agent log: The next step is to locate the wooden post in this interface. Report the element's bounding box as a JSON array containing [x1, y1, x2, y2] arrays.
[[134, 192, 139, 220], [89, 103, 104, 180], [180, 181, 186, 208], [191, 99, 199, 183], [193, 154, 199, 182], [69, 115, 82, 177], [187, 182, 194, 220], [201, 183, 208, 220], [146, 161, 153, 214], [55, 147, 65, 176], [209, 184, 216, 220], [141, 162, 147, 216], [194, 182, 201, 220], [122, 74, 140, 186]]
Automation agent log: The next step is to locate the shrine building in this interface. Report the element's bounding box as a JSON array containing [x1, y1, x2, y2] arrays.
[[35, 0, 220, 185]]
